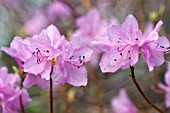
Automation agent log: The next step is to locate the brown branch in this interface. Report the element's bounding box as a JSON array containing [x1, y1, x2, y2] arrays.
[[130, 66, 165, 113], [50, 65, 54, 113], [19, 71, 26, 113], [89, 66, 104, 113]]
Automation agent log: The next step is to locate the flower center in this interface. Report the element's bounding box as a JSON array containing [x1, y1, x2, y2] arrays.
[[67, 55, 86, 68], [32, 48, 49, 64]]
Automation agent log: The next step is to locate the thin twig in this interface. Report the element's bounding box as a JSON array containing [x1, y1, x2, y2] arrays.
[[89, 65, 104, 113], [130, 66, 165, 113], [50, 66, 54, 113], [19, 71, 26, 113]]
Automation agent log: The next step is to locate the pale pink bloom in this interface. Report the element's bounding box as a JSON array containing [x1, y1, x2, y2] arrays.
[[93, 14, 142, 72], [140, 21, 170, 71], [24, 10, 49, 35], [46, 1, 72, 23], [158, 64, 170, 107], [52, 35, 93, 86], [0, 67, 32, 113], [111, 89, 137, 113]]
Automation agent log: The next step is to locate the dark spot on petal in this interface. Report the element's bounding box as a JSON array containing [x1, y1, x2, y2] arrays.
[[135, 38, 138, 41], [114, 59, 117, 61], [129, 57, 131, 59], [120, 53, 122, 56], [80, 60, 82, 63], [83, 56, 85, 59]]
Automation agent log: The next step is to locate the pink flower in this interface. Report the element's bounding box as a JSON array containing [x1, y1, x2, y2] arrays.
[[24, 10, 49, 35], [76, 8, 108, 46], [1, 36, 32, 67], [23, 25, 62, 80], [52, 35, 93, 86], [140, 21, 170, 71], [111, 89, 137, 113], [1, 25, 64, 88], [76, 8, 110, 67], [46, 1, 72, 23], [92, 14, 142, 73], [158, 64, 170, 107], [0, 67, 32, 113]]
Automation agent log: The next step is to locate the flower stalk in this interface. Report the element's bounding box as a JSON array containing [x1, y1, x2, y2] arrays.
[[130, 66, 165, 113], [19, 70, 26, 113]]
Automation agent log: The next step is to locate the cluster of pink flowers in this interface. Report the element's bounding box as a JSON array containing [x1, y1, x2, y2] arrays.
[[0, 67, 31, 113], [0, 7, 170, 112], [93, 14, 170, 73]]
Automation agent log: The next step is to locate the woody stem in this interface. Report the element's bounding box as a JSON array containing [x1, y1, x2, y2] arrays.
[[50, 66, 54, 113], [130, 66, 165, 113], [19, 73, 26, 113]]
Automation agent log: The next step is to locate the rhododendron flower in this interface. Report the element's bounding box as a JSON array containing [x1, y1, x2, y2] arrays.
[[52, 35, 93, 86], [46, 1, 72, 23], [76, 8, 108, 45], [93, 14, 142, 72], [23, 25, 63, 80], [76, 8, 112, 67], [140, 21, 170, 71], [1, 36, 32, 67], [1, 36, 49, 88], [158, 64, 170, 107], [24, 10, 49, 35], [111, 89, 137, 113], [0, 67, 31, 113], [1, 25, 64, 88]]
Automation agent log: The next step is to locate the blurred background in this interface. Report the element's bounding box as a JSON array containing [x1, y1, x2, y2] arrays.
[[0, 0, 170, 113]]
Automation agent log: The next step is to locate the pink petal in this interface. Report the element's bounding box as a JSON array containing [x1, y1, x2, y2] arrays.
[[23, 74, 49, 88], [46, 25, 62, 48], [92, 33, 112, 52], [141, 42, 164, 71], [107, 25, 123, 45], [165, 64, 170, 86], [111, 89, 137, 113], [65, 62, 87, 86], [146, 21, 163, 41], [52, 60, 68, 85], [122, 14, 140, 41], [165, 92, 170, 107], [99, 47, 121, 73], [41, 61, 51, 80], [23, 56, 46, 75]]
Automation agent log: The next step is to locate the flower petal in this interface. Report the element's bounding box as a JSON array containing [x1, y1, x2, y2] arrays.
[[65, 62, 87, 86], [41, 61, 51, 80], [52, 60, 68, 85], [23, 56, 46, 75], [99, 47, 121, 73], [92, 33, 112, 52]]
